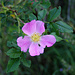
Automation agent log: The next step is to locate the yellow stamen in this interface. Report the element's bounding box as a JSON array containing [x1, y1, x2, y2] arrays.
[[31, 33, 40, 42]]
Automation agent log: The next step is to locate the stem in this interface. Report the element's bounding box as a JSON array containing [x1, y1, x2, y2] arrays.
[[1, 2, 25, 34], [14, 12, 25, 24], [14, 13, 20, 33], [18, 18, 25, 24], [18, 19, 20, 33]]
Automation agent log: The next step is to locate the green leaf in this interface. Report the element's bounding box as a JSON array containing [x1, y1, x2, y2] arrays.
[[12, 41, 18, 48], [50, 32, 63, 42], [29, 13, 37, 21], [7, 40, 18, 48], [55, 21, 73, 33], [7, 41, 12, 47], [41, 1, 51, 9], [6, 58, 20, 73], [6, 48, 21, 58], [47, 6, 61, 22], [21, 53, 31, 68], [47, 23, 59, 34], [38, 9, 47, 20], [51, 23, 59, 31], [32, 2, 40, 8], [21, 59, 31, 68]]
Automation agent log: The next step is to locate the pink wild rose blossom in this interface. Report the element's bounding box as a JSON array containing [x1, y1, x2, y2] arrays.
[[17, 20, 56, 56]]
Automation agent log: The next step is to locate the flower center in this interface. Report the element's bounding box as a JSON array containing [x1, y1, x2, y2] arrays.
[[31, 33, 40, 42]]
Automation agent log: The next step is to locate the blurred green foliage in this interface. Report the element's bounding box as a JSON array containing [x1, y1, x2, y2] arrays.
[[0, 0, 75, 75]]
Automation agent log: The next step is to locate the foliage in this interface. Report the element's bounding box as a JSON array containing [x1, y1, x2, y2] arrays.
[[0, 0, 75, 75]]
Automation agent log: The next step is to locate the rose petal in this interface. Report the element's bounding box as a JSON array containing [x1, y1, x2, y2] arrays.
[[39, 35, 56, 48], [17, 36, 32, 52], [22, 20, 36, 36], [39, 46, 44, 54], [36, 20, 45, 35], [29, 42, 44, 56]]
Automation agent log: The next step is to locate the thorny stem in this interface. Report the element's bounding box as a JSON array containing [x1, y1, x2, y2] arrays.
[[1, 2, 25, 25], [14, 12, 25, 24], [14, 13, 25, 33], [14, 13, 20, 33], [1, 2, 25, 33], [1, 2, 49, 25], [18, 18, 25, 24], [1, 2, 51, 33]]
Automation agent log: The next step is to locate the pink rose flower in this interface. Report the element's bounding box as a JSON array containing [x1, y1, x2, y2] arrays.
[[17, 20, 56, 56]]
